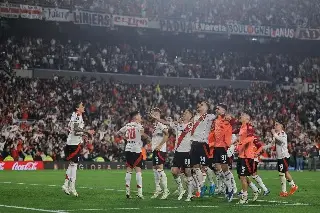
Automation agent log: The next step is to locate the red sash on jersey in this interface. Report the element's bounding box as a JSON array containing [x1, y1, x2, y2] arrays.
[[176, 123, 192, 150], [191, 113, 207, 135]]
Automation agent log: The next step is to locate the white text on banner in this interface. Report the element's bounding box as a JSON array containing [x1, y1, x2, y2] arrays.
[[43, 8, 71, 22], [73, 10, 111, 27], [20, 4, 42, 20], [113, 15, 148, 28], [0, 3, 20, 18]]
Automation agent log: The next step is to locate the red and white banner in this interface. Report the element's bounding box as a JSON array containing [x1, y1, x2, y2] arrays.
[[19, 4, 42, 20], [0, 3, 20, 18], [0, 161, 44, 170], [113, 15, 148, 28]]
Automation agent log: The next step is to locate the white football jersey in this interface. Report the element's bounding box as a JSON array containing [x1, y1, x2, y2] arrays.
[[67, 112, 85, 145], [190, 113, 216, 143], [274, 131, 290, 159], [118, 122, 144, 153], [151, 122, 168, 152], [170, 122, 192, 153]]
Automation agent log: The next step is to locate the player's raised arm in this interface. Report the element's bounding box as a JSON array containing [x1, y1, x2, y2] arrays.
[[271, 129, 287, 145], [155, 126, 169, 151]]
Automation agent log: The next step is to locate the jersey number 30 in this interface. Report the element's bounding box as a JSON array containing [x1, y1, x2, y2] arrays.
[[126, 128, 136, 140]]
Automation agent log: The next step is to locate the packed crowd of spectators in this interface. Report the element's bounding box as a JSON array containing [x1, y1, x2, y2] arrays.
[[2, 36, 320, 82], [0, 73, 319, 165], [4, 0, 320, 27]]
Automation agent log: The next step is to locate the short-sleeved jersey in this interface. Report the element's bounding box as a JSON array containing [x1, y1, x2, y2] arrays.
[[152, 122, 168, 152], [170, 122, 193, 152], [190, 113, 216, 143], [211, 115, 232, 148], [238, 123, 255, 159], [118, 122, 144, 153], [67, 112, 85, 145], [274, 131, 290, 159]]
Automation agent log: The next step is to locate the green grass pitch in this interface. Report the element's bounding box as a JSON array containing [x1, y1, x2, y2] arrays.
[[0, 170, 318, 213]]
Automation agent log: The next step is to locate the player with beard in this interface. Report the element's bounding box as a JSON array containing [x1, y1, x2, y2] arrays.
[[190, 101, 216, 198], [117, 111, 149, 199], [62, 102, 95, 197], [151, 109, 194, 201], [150, 108, 170, 200]]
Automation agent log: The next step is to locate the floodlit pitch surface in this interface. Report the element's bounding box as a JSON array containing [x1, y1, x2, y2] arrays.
[[0, 170, 318, 213]]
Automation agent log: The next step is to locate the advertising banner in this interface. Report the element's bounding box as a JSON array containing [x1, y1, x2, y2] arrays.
[[296, 28, 320, 40], [193, 22, 227, 34], [113, 15, 148, 28], [0, 161, 44, 170], [159, 19, 195, 33], [270, 28, 295, 39], [73, 10, 111, 27], [43, 8, 71, 22], [303, 83, 320, 93], [44, 161, 153, 170], [226, 23, 270, 37], [19, 4, 42, 20], [0, 3, 20, 18]]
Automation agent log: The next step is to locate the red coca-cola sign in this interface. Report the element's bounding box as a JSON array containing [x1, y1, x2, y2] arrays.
[[0, 161, 44, 170]]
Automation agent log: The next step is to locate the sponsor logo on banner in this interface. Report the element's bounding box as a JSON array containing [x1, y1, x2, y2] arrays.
[[73, 10, 111, 27], [0, 3, 20, 18], [113, 15, 148, 28], [20, 4, 42, 20], [227, 23, 270, 37], [43, 8, 71, 22], [271, 28, 295, 38], [296, 28, 320, 40], [160, 19, 194, 33], [45, 161, 153, 170], [194, 22, 227, 34], [0, 161, 44, 170], [304, 83, 319, 93]]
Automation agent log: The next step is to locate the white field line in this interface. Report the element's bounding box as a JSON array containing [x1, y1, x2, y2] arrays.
[[0, 204, 68, 213]]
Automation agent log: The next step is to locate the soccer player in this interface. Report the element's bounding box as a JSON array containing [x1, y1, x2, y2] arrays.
[[151, 109, 194, 201], [236, 111, 259, 204], [208, 104, 235, 202], [252, 136, 270, 196], [150, 108, 170, 199], [190, 101, 216, 198], [62, 102, 95, 197], [271, 121, 298, 197], [117, 111, 147, 199]]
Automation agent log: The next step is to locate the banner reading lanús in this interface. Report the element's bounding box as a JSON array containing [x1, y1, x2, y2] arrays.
[[20, 4, 42, 20], [270, 28, 295, 39], [227, 23, 270, 37], [73, 10, 111, 27], [113, 15, 148, 28], [0, 3, 20, 18], [296, 28, 320, 40], [43, 8, 71, 22]]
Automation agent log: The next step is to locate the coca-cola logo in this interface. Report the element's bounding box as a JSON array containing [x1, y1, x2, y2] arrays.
[[12, 162, 38, 170], [0, 162, 4, 170]]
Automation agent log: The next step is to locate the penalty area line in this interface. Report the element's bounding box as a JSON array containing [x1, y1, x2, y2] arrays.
[[0, 204, 68, 213]]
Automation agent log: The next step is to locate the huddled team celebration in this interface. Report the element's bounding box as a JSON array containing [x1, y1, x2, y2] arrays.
[[0, 0, 319, 212]]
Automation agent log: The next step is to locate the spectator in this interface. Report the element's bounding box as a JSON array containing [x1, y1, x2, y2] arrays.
[[308, 145, 319, 171]]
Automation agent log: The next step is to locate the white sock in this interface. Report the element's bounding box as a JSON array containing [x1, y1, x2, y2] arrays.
[[287, 180, 296, 187], [192, 168, 203, 192], [64, 165, 71, 186], [206, 167, 215, 186], [231, 173, 237, 190], [202, 172, 207, 184], [70, 163, 77, 190], [249, 182, 259, 193], [174, 175, 183, 190], [158, 169, 168, 191], [125, 172, 132, 195], [279, 173, 287, 192], [153, 169, 161, 191], [218, 170, 226, 190], [224, 171, 234, 193], [242, 191, 248, 200], [252, 175, 268, 192], [187, 176, 194, 196], [215, 171, 222, 190], [136, 172, 142, 195]]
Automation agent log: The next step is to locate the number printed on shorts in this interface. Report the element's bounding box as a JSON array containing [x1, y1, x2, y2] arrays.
[[155, 156, 159, 164], [185, 158, 191, 166], [126, 128, 136, 140], [279, 164, 284, 172], [221, 154, 227, 163], [241, 166, 246, 174], [200, 156, 206, 165]]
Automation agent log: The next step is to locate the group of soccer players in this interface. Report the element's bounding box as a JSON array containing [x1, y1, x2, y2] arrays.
[[61, 101, 298, 204]]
